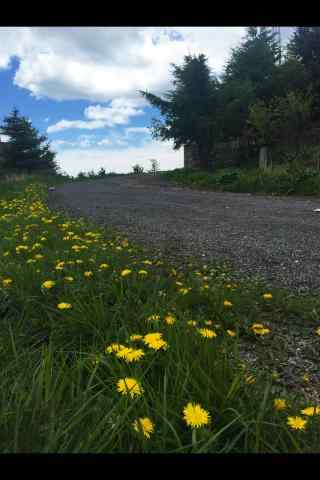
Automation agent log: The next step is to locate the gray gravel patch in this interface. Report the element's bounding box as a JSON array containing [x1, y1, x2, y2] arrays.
[[48, 174, 320, 292]]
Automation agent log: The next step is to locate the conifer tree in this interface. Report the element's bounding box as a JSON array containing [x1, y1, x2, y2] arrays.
[[140, 54, 218, 169], [0, 108, 58, 173]]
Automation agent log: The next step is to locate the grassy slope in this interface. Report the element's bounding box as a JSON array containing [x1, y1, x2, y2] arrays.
[[0, 177, 320, 452], [161, 166, 320, 197]]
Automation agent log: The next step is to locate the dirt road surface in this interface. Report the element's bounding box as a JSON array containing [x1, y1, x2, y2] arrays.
[[48, 174, 320, 292]]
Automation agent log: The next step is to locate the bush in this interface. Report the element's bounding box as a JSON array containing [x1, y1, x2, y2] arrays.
[[132, 164, 144, 174], [98, 167, 107, 177]]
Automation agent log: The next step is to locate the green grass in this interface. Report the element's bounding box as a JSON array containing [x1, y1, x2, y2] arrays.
[[0, 179, 320, 453], [161, 166, 320, 196]]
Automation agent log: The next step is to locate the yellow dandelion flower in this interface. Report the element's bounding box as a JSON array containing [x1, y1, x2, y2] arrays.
[[183, 402, 211, 429], [301, 406, 320, 416], [130, 334, 143, 341], [147, 339, 168, 351], [99, 263, 109, 269], [116, 347, 145, 363], [133, 417, 154, 439], [121, 269, 132, 277], [42, 280, 56, 289], [251, 323, 270, 336], [274, 398, 287, 411], [164, 314, 176, 325], [2, 278, 13, 286], [245, 375, 256, 385], [57, 302, 72, 310], [303, 374, 310, 384], [227, 329, 236, 337], [64, 276, 74, 282], [315, 327, 320, 336], [84, 271, 93, 278], [198, 328, 217, 339], [106, 343, 126, 354], [287, 416, 307, 431], [263, 293, 273, 300], [143, 333, 168, 351], [223, 300, 233, 308], [116, 378, 143, 398], [179, 287, 191, 295], [147, 314, 160, 322], [138, 270, 148, 275]]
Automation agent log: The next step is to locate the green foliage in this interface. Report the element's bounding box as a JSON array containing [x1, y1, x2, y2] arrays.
[[223, 27, 280, 86], [287, 27, 320, 90], [98, 167, 107, 178], [216, 27, 282, 143], [248, 90, 314, 155], [132, 164, 144, 174], [1, 180, 320, 452], [161, 166, 320, 197], [0, 108, 58, 174], [216, 79, 257, 141], [148, 159, 159, 176], [140, 54, 218, 168]]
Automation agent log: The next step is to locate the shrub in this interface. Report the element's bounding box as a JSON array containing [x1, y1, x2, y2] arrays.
[[132, 164, 144, 174]]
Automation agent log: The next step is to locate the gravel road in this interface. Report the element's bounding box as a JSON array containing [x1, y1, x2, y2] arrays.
[[48, 174, 320, 292]]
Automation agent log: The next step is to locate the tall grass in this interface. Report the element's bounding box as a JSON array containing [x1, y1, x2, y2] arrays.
[[0, 180, 319, 452]]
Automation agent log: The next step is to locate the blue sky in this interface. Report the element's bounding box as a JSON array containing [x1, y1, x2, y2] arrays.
[[0, 27, 294, 176]]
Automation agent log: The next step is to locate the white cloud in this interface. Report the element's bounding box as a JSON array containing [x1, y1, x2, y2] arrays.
[[84, 98, 144, 125], [125, 127, 150, 136], [0, 27, 251, 103], [55, 138, 183, 176], [47, 97, 146, 133], [47, 119, 106, 133], [97, 138, 113, 146], [0, 134, 10, 142], [51, 139, 76, 149]]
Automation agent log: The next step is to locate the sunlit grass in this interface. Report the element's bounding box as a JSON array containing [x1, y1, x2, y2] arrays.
[[0, 180, 320, 452]]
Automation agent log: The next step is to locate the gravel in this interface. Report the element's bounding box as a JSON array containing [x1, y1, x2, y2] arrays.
[[48, 174, 320, 292]]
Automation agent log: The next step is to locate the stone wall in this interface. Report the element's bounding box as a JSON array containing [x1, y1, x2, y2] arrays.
[[0, 141, 6, 166], [184, 140, 248, 169], [184, 144, 203, 169]]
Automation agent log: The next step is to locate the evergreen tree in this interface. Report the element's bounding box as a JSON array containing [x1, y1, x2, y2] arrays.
[[140, 54, 218, 169], [223, 27, 280, 87], [287, 27, 320, 86], [0, 108, 58, 173], [216, 27, 282, 142]]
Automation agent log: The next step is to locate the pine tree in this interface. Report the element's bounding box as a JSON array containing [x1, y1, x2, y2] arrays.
[[223, 27, 280, 86], [287, 27, 320, 84], [140, 54, 218, 169], [0, 108, 58, 174]]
